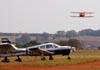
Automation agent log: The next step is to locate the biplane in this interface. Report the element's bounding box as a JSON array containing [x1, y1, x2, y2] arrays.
[[71, 12, 94, 17]]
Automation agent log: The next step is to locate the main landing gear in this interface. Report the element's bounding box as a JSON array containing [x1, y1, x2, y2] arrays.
[[1, 57, 10, 62], [49, 55, 53, 60], [1, 56, 22, 62], [15, 56, 22, 62], [41, 54, 46, 60], [67, 55, 71, 60], [40, 54, 54, 60]]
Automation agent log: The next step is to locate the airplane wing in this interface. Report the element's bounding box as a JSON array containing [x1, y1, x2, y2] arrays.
[[28, 47, 54, 56]]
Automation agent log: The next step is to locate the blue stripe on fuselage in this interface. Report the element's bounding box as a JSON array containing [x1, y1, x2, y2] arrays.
[[48, 49, 71, 55]]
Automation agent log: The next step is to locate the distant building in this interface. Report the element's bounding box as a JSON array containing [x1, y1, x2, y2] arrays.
[[16, 33, 31, 45]]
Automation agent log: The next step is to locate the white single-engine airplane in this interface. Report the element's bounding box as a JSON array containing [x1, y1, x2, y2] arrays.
[[27, 43, 74, 60], [0, 38, 75, 62]]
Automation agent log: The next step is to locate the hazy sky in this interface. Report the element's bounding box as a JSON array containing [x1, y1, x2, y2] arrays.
[[0, 0, 100, 33]]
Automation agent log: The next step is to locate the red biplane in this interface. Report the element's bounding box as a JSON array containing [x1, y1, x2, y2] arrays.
[[71, 12, 94, 18]]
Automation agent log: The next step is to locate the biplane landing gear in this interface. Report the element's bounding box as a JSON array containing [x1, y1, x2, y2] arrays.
[[49, 55, 53, 60], [1, 57, 10, 62], [15, 56, 22, 62]]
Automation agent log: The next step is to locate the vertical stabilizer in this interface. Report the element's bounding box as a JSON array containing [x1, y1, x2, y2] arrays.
[[1, 38, 11, 44]]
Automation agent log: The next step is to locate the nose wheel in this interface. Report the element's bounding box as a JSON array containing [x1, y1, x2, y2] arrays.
[[67, 55, 71, 60]]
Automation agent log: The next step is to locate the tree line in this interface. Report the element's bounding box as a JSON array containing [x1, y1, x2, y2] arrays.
[[0, 29, 100, 37], [56, 29, 100, 38]]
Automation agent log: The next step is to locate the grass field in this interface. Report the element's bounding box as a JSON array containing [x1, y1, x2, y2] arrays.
[[0, 50, 100, 66]]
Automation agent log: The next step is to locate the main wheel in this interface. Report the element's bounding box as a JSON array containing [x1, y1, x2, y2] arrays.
[[1, 57, 10, 62], [49, 55, 53, 60], [67, 56, 71, 60], [41, 57, 46, 60]]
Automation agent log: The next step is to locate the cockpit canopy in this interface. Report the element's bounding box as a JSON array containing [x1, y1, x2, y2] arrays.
[[39, 43, 59, 50]]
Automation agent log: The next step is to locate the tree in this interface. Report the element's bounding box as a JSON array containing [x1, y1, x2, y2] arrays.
[[78, 29, 95, 36], [66, 30, 78, 38], [56, 40, 68, 46], [16, 44, 23, 48], [16, 33, 31, 45], [67, 39, 81, 49], [23, 40, 41, 48]]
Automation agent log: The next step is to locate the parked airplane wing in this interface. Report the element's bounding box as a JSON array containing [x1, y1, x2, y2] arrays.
[[28, 47, 54, 56]]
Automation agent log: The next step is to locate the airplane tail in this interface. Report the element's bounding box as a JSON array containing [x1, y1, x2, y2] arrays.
[[0, 38, 26, 55], [0, 38, 19, 50], [1, 38, 11, 44]]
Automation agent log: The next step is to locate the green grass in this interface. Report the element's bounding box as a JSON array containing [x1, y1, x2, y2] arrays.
[[0, 50, 100, 66]]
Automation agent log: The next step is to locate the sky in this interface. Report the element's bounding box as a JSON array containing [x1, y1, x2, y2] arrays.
[[0, 0, 100, 33]]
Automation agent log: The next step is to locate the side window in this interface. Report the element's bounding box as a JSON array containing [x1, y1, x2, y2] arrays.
[[53, 45, 58, 48], [46, 45, 53, 49], [40, 45, 45, 49]]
